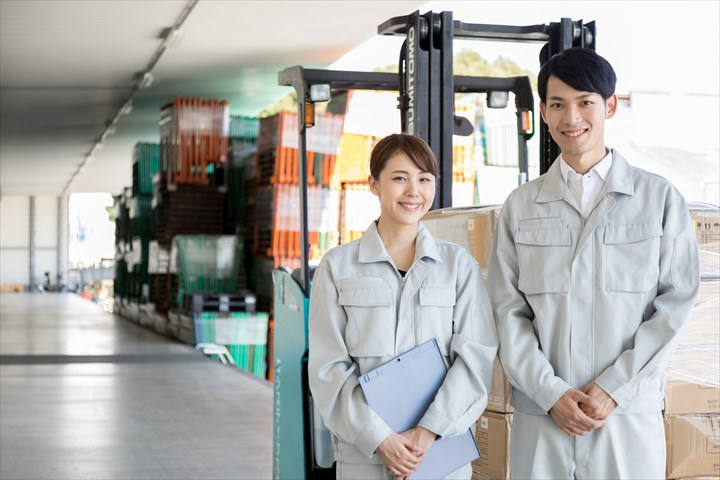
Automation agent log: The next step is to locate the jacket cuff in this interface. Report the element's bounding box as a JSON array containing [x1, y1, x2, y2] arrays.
[[417, 408, 453, 438], [354, 418, 393, 458], [595, 368, 636, 408], [533, 377, 573, 412]]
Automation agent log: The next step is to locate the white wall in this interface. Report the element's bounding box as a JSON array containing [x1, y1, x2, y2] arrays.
[[0, 195, 67, 290], [0, 196, 30, 288]]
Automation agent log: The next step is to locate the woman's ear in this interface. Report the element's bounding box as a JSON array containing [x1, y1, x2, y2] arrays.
[[368, 174, 380, 196]]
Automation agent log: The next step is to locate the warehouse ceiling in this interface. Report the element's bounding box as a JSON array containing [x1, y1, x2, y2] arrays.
[[0, 0, 426, 197]]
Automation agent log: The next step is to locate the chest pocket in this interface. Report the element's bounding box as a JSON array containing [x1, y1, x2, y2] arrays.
[[338, 278, 395, 357], [419, 286, 455, 356], [605, 222, 662, 292], [516, 225, 571, 295]]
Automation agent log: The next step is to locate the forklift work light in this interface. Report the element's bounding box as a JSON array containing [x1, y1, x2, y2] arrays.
[[309, 84, 331, 102], [488, 91, 509, 109]]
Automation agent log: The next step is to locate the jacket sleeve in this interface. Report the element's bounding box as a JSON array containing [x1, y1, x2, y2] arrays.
[[418, 256, 500, 437], [307, 261, 393, 458], [594, 188, 700, 407], [487, 211, 573, 412]]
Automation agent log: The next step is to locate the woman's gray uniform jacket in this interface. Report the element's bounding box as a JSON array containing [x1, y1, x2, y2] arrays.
[[308, 221, 498, 465], [488, 149, 700, 415]]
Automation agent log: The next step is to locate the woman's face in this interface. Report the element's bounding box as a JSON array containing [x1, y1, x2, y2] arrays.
[[368, 151, 436, 229]]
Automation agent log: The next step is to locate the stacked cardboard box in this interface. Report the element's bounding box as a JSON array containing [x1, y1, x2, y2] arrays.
[[664, 281, 720, 479], [664, 206, 719, 479], [421, 205, 501, 277], [421, 206, 512, 479]]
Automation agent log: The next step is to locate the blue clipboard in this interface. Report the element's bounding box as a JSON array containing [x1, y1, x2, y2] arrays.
[[359, 339, 480, 479]]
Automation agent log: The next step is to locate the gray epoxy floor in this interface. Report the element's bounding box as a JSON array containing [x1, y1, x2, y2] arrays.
[[0, 293, 272, 480]]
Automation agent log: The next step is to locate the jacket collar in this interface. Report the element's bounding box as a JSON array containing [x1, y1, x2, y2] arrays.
[[537, 149, 634, 204], [358, 220, 442, 265]]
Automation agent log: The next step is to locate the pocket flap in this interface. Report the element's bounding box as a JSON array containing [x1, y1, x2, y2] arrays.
[[419, 286, 456, 307], [516, 227, 571, 246], [605, 222, 663, 244], [338, 286, 393, 307]]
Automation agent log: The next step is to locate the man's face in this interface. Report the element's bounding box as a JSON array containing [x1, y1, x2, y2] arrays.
[[540, 75, 617, 169]]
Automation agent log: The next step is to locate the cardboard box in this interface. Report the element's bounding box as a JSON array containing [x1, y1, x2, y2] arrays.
[[689, 205, 720, 246], [487, 357, 513, 414], [664, 282, 720, 415], [422, 206, 501, 276], [665, 379, 720, 415], [472, 411, 512, 480], [665, 414, 720, 479]]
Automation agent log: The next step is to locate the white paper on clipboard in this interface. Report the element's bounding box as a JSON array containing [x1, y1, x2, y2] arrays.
[[359, 339, 480, 479]]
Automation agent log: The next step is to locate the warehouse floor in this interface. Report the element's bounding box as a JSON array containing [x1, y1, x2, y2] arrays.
[[0, 293, 272, 480]]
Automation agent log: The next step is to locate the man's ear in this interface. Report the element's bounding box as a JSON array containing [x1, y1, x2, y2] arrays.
[[539, 100, 548, 123], [605, 94, 618, 119]]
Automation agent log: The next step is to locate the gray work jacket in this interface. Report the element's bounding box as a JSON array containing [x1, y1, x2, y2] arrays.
[[308, 221, 498, 463], [488, 149, 700, 415]]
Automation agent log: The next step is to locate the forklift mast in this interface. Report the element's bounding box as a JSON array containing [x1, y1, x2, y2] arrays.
[[272, 11, 595, 480], [380, 11, 596, 187]]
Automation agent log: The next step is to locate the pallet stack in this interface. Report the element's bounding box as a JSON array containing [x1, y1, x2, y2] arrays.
[[339, 181, 379, 245], [126, 143, 159, 304], [149, 182, 226, 316], [149, 98, 230, 321], [252, 111, 343, 312], [113, 188, 131, 306], [226, 115, 260, 231], [159, 97, 229, 187]]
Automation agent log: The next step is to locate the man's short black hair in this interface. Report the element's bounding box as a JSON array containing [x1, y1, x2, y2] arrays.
[[538, 47, 617, 102]]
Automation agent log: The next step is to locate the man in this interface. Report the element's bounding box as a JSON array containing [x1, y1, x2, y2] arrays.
[[487, 47, 699, 479]]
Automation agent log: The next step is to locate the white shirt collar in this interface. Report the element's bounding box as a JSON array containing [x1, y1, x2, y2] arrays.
[[560, 150, 613, 184]]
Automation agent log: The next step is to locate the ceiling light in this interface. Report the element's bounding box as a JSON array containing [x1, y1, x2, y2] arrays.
[[163, 30, 184, 49], [120, 100, 133, 116], [139, 72, 154, 89]]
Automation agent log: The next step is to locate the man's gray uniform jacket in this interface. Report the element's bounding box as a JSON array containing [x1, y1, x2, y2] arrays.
[[488, 150, 700, 415], [309, 221, 498, 464]]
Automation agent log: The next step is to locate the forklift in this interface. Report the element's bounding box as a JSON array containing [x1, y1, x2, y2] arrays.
[[272, 10, 596, 479]]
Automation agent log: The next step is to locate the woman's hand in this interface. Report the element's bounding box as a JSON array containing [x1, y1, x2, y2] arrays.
[[401, 426, 437, 458], [375, 433, 422, 478], [386, 427, 437, 479]]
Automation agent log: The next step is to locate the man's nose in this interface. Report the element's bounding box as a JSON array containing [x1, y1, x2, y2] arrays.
[[564, 105, 580, 123]]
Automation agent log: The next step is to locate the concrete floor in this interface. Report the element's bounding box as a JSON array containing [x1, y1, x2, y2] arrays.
[[0, 293, 272, 480]]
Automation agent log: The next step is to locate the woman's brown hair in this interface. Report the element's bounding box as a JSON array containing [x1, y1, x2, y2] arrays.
[[369, 133, 439, 180]]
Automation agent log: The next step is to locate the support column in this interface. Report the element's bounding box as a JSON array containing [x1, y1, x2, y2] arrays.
[[29, 196, 36, 291], [57, 195, 69, 290]]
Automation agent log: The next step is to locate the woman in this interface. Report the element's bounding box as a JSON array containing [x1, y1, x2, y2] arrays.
[[308, 134, 498, 479]]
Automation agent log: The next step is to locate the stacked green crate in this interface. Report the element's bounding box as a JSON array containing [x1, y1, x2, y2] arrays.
[[113, 191, 131, 300], [130, 143, 160, 301], [227, 116, 259, 227], [195, 311, 269, 378], [226, 116, 259, 300], [172, 234, 244, 309], [132, 143, 160, 196]]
